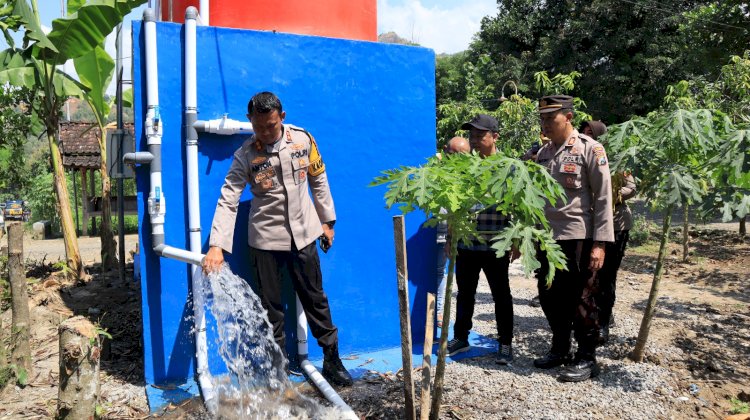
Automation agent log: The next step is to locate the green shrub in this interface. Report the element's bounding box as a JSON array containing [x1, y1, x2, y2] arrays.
[[629, 215, 656, 246], [730, 397, 750, 415]]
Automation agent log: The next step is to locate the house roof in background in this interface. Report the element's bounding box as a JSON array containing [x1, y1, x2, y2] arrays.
[[58, 122, 134, 170]]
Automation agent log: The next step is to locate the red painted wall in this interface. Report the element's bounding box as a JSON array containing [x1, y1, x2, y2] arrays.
[[162, 0, 377, 41]]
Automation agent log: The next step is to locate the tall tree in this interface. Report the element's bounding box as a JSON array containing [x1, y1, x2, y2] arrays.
[[0, 85, 34, 198], [464, 0, 750, 123]]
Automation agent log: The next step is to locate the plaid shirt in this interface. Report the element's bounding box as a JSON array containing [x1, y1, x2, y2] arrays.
[[458, 204, 510, 252]]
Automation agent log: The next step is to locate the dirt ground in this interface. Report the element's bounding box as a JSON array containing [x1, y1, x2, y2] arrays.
[[0, 225, 748, 419]]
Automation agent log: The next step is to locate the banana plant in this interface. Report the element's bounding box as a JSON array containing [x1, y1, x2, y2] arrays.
[[371, 151, 567, 419], [74, 42, 118, 273], [0, 0, 145, 280]]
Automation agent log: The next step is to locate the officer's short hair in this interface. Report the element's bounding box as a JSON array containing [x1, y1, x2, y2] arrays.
[[248, 92, 283, 115]]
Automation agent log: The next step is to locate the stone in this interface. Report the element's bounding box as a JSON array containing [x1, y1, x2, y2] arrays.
[[32, 220, 51, 240]]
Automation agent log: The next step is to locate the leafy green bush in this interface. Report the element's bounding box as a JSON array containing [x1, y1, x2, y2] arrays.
[[629, 215, 656, 246]]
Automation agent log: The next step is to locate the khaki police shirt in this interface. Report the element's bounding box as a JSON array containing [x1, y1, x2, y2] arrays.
[[536, 130, 614, 243], [209, 124, 336, 252]]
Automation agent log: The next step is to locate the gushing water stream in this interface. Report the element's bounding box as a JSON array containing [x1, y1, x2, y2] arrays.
[[199, 265, 342, 419]]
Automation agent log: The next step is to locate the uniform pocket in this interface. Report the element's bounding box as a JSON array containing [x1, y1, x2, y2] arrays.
[[555, 163, 582, 190], [292, 157, 309, 185]]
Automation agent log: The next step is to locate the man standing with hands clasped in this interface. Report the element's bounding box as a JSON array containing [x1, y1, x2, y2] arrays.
[[203, 91, 353, 387], [446, 114, 518, 366], [533, 95, 614, 382]]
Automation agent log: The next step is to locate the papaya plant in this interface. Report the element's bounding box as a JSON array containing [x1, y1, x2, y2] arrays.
[[603, 108, 722, 362], [371, 151, 567, 419]]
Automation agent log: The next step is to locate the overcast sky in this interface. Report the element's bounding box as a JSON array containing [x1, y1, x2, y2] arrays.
[[25, 0, 498, 94]]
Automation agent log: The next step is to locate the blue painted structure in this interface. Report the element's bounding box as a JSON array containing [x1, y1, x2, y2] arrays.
[[133, 21, 437, 408]]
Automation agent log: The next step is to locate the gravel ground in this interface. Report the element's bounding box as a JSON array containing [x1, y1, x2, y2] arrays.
[[431, 261, 681, 420]]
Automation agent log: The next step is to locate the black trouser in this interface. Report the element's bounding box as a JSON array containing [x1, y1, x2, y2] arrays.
[[596, 230, 630, 328], [249, 242, 338, 352], [454, 248, 512, 345], [536, 239, 598, 361]]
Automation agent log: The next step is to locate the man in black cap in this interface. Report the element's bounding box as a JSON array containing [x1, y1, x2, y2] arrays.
[[533, 96, 614, 382], [446, 114, 517, 366]]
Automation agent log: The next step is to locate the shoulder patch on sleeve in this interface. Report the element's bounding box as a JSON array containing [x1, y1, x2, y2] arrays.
[[307, 134, 326, 176]]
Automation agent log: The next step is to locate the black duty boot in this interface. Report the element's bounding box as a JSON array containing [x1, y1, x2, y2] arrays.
[[322, 346, 353, 387], [558, 359, 600, 382], [533, 351, 572, 369]]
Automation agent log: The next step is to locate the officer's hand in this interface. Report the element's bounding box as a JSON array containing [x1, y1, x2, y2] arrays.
[[322, 224, 335, 249], [589, 243, 606, 272], [203, 246, 225, 274]]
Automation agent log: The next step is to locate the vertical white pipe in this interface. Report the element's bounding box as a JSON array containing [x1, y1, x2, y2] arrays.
[[144, 9, 166, 247], [184, 6, 215, 410], [199, 0, 209, 25]]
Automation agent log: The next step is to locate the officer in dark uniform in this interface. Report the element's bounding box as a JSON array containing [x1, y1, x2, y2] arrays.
[[533, 95, 614, 382]]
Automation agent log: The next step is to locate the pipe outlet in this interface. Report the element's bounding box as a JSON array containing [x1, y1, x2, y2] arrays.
[[194, 115, 253, 135]]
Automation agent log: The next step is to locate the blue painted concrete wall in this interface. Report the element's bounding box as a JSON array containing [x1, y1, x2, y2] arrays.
[[133, 21, 436, 390]]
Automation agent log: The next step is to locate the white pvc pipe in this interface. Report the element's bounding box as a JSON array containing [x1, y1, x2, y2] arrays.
[[156, 245, 205, 266], [194, 116, 253, 135], [199, 0, 209, 25], [184, 6, 216, 409], [144, 9, 166, 249], [296, 295, 358, 420]]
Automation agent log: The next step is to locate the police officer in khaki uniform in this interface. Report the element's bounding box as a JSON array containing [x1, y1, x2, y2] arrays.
[[203, 91, 352, 386], [533, 95, 614, 382]]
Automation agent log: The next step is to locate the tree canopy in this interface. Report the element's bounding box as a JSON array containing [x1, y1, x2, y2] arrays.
[[442, 0, 750, 123]]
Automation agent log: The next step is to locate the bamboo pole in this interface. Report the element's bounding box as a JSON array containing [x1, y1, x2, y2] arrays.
[[8, 223, 32, 378], [393, 215, 416, 420], [419, 292, 436, 420], [631, 206, 673, 361]]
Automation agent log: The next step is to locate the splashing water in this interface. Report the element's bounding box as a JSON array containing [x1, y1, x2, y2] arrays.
[[200, 265, 341, 419]]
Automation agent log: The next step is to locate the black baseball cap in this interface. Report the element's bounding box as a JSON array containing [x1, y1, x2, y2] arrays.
[[461, 114, 498, 132], [538, 95, 574, 113]]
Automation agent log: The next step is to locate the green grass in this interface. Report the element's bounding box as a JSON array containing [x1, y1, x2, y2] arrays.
[[730, 397, 750, 415]]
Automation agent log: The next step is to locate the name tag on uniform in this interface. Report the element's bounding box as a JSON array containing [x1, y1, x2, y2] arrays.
[[562, 155, 581, 163], [562, 163, 579, 174]]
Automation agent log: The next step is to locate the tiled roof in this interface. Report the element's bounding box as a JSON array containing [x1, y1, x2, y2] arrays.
[[58, 122, 134, 169]]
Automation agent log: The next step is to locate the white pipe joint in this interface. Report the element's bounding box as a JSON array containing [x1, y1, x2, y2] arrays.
[[194, 115, 253, 135]]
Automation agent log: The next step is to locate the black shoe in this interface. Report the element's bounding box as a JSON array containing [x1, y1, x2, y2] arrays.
[[558, 359, 600, 382], [495, 344, 513, 365], [534, 351, 572, 369], [597, 325, 610, 346], [446, 338, 470, 356], [322, 347, 353, 387]]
